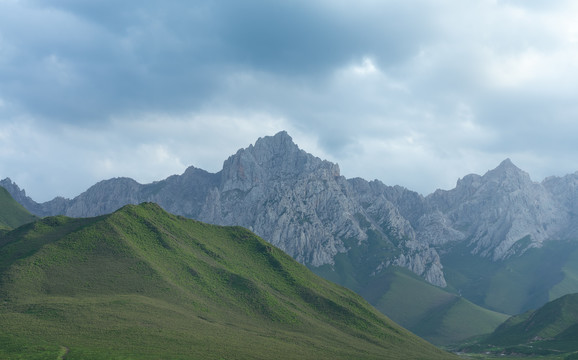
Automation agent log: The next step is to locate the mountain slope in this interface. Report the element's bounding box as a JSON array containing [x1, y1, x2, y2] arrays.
[[441, 239, 578, 315], [460, 293, 578, 357], [0, 203, 454, 359], [359, 267, 508, 345], [0, 185, 37, 230]]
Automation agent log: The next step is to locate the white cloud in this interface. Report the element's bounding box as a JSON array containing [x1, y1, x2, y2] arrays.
[[351, 57, 378, 76]]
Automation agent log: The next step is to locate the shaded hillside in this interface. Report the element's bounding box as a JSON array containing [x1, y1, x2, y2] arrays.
[[358, 267, 508, 345], [313, 241, 508, 345], [459, 293, 578, 357], [442, 240, 578, 315], [0, 203, 454, 359], [0, 186, 37, 230]]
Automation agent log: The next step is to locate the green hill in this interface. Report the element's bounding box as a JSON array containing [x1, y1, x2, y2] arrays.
[[0, 186, 37, 230], [359, 267, 508, 345], [442, 240, 578, 316], [0, 203, 455, 359], [458, 293, 578, 357]]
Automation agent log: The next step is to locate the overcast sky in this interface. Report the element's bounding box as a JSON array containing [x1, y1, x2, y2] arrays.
[[1, 0, 578, 202]]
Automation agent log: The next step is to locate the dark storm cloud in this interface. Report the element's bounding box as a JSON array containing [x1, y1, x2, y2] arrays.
[[2, 0, 224, 121], [213, 0, 436, 73], [0, 0, 436, 122]]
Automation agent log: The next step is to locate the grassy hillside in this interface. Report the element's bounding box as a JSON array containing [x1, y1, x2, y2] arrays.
[[312, 228, 508, 346], [0, 203, 455, 359], [359, 267, 508, 345], [442, 240, 578, 315], [458, 293, 578, 358], [0, 186, 37, 230]]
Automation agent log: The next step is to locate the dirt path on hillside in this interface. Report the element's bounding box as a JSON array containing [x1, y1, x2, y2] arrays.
[[58, 346, 69, 360]]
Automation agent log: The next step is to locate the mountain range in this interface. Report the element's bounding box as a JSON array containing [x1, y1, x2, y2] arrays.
[[3, 130, 578, 344]]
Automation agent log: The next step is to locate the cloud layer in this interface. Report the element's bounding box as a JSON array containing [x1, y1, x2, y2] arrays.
[[1, 0, 577, 201]]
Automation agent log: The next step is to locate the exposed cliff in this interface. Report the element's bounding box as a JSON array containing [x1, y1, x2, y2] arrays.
[[425, 159, 569, 260]]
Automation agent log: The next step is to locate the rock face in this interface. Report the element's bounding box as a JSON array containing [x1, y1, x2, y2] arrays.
[[3, 132, 578, 288], [425, 159, 569, 260]]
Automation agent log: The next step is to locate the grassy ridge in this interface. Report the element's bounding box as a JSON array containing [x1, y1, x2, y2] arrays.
[[487, 293, 578, 346], [442, 240, 578, 315], [0, 203, 455, 359], [0, 186, 37, 230], [360, 267, 508, 345], [457, 293, 578, 358]]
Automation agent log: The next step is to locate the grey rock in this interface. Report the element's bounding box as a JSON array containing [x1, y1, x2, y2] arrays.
[[425, 159, 568, 260]]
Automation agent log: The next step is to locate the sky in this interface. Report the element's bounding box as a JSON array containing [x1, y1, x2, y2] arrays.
[[1, 0, 578, 202]]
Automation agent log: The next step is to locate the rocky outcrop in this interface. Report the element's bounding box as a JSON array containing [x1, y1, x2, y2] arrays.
[[3, 132, 578, 288], [0, 178, 66, 217], [193, 132, 443, 281], [542, 172, 578, 237], [196, 133, 355, 266], [424, 159, 569, 260]]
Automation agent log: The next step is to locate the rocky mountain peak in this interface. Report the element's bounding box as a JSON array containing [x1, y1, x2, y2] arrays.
[[0, 178, 23, 197], [424, 158, 567, 260], [438, 159, 533, 207], [252, 130, 297, 156], [483, 158, 532, 189], [497, 157, 515, 168], [248, 131, 306, 171], [220, 131, 339, 192], [0, 177, 45, 215]]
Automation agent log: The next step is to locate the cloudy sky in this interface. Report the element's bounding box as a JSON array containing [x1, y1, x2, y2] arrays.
[[1, 0, 578, 202]]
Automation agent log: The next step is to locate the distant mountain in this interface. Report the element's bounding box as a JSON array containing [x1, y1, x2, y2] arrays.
[[426, 158, 570, 260], [4, 131, 578, 342], [459, 293, 578, 357], [0, 184, 37, 230], [0, 202, 454, 359]]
